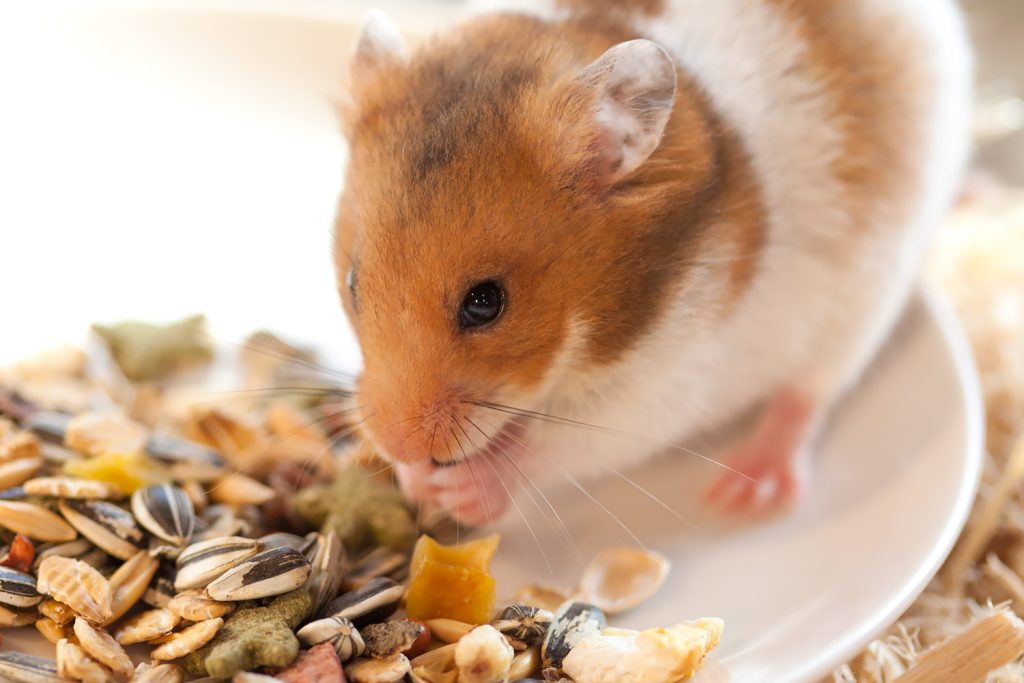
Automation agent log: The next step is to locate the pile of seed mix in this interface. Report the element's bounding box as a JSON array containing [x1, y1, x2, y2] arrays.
[[0, 318, 721, 683]]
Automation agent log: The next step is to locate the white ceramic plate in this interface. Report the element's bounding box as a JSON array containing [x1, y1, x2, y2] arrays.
[[0, 4, 983, 682]]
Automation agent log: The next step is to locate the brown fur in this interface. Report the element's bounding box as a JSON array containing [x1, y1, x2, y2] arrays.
[[766, 1, 933, 253], [335, 13, 764, 462]]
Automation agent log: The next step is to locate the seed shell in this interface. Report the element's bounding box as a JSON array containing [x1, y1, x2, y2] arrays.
[[0, 500, 75, 542], [114, 607, 181, 644], [0, 456, 44, 489], [0, 565, 43, 607], [151, 617, 224, 660], [73, 616, 135, 677], [38, 598, 76, 625], [106, 549, 160, 624], [132, 484, 195, 545], [56, 639, 115, 683], [36, 556, 113, 624], [132, 663, 185, 683], [297, 616, 366, 662], [0, 651, 64, 683], [205, 545, 311, 601], [23, 476, 121, 500], [208, 472, 276, 506], [35, 617, 67, 645], [345, 653, 411, 683], [540, 601, 606, 670], [167, 590, 234, 621], [320, 576, 405, 626], [58, 499, 146, 560], [174, 536, 263, 591]]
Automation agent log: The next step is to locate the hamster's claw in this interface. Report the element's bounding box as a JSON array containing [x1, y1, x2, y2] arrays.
[[703, 388, 813, 516]]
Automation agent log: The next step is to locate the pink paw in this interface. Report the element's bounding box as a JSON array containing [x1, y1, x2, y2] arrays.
[[396, 458, 512, 526], [703, 444, 808, 515], [703, 388, 814, 516]]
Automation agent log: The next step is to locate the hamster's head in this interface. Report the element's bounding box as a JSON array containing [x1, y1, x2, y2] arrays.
[[334, 12, 714, 470]]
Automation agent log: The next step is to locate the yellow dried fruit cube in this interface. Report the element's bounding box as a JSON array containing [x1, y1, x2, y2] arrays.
[[64, 451, 169, 494], [406, 534, 499, 625]]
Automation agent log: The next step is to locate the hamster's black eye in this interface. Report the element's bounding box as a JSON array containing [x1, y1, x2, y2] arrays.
[[459, 281, 505, 330]]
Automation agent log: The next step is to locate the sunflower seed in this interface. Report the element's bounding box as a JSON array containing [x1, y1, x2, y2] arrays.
[[297, 616, 366, 662], [0, 500, 77, 542], [540, 601, 606, 670], [132, 484, 195, 545], [56, 639, 114, 683], [260, 532, 314, 553], [319, 577, 405, 626], [36, 555, 113, 624], [0, 457, 44, 490], [143, 567, 177, 608], [305, 531, 346, 614], [146, 434, 224, 464], [0, 486, 26, 500], [206, 546, 311, 601], [23, 476, 121, 500], [73, 616, 134, 677], [0, 565, 43, 607], [22, 411, 70, 445], [32, 538, 93, 570], [114, 607, 180, 644], [166, 589, 233, 621], [150, 617, 224, 660], [0, 651, 63, 683], [174, 535, 263, 591], [58, 499, 146, 560]]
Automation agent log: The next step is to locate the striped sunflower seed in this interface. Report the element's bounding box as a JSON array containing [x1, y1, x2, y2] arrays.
[[132, 484, 195, 546], [58, 499, 145, 560], [205, 546, 311, 601], [174, 536, 262, 591]]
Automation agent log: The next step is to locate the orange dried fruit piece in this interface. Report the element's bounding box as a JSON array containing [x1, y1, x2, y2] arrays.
[[64, 451, 169, 494], [405, 534, 499, 625]]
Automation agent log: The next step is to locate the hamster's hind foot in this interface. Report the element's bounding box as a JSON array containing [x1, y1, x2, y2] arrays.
[[703, 388, 814, 516]]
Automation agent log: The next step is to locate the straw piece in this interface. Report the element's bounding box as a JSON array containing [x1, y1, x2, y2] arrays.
[[944, 436, 1024, 594], [891, 608, 1024, 683]]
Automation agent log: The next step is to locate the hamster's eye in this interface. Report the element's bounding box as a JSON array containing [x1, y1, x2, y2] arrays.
[[459, 281, 505, 330]]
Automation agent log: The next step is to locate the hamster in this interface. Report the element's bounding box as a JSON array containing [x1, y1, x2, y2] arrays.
[[332, 0, 972, 524]]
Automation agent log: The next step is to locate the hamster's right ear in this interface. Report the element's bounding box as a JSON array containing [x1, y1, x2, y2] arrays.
[[352, 10, 408, 77]]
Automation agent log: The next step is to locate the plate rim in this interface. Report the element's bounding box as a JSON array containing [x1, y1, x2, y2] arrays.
[[789, 288, 984, 682]]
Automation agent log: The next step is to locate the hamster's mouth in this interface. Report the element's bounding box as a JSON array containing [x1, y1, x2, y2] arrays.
[[430, 418, 527, 468]]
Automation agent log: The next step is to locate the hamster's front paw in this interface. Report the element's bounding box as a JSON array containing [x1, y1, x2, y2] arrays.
[[395, 457, 513, 526], [703, 388, 814, 516]]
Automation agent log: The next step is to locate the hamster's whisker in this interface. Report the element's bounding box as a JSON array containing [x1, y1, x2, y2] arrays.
[[558, 468, 647, 551], [604, 467, 700, 531], [460, 428, 496, 535], [469, 415, 582, 565], [474, 435, 553, 575], [467, 400, 753, 481], [443, 434, 460, 545]]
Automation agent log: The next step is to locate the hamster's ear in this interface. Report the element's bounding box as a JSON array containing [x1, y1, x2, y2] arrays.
[[351, 10, 408, 85], [563, 40, 677, 187]]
